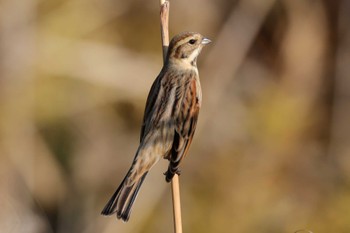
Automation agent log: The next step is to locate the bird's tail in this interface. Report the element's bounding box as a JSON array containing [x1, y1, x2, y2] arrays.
[[101, 171, 148, 222]]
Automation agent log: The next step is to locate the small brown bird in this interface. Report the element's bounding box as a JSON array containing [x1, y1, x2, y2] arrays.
[[101, 32, 211, 221]]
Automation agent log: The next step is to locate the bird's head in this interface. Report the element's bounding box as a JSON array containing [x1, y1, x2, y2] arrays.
[[167, 32, 211, 67]]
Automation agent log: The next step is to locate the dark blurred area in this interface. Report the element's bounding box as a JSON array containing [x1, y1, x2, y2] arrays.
[[1, 0, 350, 232]]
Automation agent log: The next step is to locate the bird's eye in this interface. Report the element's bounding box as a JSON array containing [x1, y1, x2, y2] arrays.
[[189, 39, 197, 45]]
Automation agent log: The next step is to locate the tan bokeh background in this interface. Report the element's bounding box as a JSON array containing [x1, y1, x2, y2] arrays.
[[1, 0, 350, 232]]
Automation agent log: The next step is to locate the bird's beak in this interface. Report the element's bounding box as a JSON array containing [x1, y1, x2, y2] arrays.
[[201, 37, 211, 45]]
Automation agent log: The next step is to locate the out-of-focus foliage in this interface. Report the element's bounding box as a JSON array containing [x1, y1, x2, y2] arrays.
[[1, 0, 349, 232]]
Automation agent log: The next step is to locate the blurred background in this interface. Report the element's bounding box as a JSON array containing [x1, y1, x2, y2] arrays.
[[1, 0, 350, 232]]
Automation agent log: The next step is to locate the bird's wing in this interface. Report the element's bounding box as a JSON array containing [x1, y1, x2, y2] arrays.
[[170, 76, 200, 168], [139, 72, 163, 142]]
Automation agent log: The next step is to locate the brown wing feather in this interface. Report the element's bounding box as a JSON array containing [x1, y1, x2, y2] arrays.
[[139, 71, 164, 142], [165, 77, 200, 182]]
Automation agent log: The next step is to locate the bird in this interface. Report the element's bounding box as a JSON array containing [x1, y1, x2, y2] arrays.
[[101, 31, 211, 222]]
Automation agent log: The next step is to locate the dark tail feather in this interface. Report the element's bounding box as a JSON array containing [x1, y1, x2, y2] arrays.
[[101, 172, 148, 222]]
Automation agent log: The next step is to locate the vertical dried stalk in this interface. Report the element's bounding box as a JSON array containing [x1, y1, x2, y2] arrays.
[[160, 0, 170, 60], [170, 174, 182, 233], [159, 1, 183, 233]]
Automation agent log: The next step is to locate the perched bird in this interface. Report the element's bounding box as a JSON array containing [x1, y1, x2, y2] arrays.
[[101, 32, 211, 221]]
